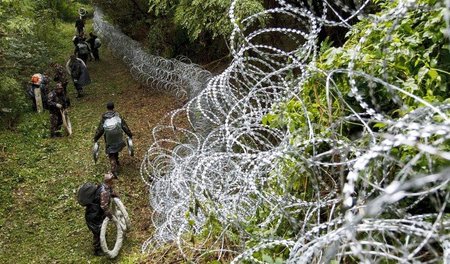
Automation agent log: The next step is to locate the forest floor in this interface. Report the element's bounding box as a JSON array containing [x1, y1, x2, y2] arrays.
[[0, 22, 183, 263]]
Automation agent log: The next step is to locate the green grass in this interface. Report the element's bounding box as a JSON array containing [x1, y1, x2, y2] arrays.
[[0, 19, 180, 263]]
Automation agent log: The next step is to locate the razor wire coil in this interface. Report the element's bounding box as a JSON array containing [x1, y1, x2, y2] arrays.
[[95, 0, 450, 262]]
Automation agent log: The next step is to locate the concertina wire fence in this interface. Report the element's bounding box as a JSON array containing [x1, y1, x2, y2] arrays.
[[94, 0, 450, 263]]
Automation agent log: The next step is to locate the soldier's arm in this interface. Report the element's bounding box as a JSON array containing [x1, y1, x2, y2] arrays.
[[93, 116, 105, 142], [47, 92, 58, 110], [100, 189, 110, 211], [100, 188, 112, 218], [121, 118, 133, 138]]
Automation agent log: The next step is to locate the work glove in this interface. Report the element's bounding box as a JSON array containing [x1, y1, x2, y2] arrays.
[[56, 103, 62, 109]]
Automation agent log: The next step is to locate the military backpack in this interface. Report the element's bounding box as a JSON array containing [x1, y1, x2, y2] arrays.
[[77, 42, 89, 55], [77, 182, 99, 206], [103, 116, 123, 145]]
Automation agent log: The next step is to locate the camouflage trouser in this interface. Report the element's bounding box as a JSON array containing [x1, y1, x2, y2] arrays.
[[50, 112, 63, 137], [74, 82, 83, 97], [92, 48, 99, 60], [108, 152, 119, 175], [85, 205, 103, 254], [92, 233, 101, 252]]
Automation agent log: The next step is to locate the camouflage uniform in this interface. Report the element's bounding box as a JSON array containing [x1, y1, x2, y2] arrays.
[[52, 64, 69, 94], [75, 17, 85, 35], [85, 183, 117, 255], [87, 33, 100, 61], [93, 110, 133, 176], [68, 56, 91, 98], [47, 89, 70, 137]]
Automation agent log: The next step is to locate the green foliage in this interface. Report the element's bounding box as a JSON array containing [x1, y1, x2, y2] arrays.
[[17, 112, 50, 139], [0, 76, 28, 129], [266, 0, 449, 136], [319, 0, 449, 109], [145, 0, 264, 59], [254, 0, 450, 261], [173, 0, 265, 41], [182, 211, 240, 262], [75, 0, 91, 4], [146, 18, 175, 57], [148, 0, 177, 16], [0, 0, 82, 129], [35, 0, 87, 22], [95, 0, 260, 60], [92, 0, 150, 40], [0, 1, 42, 127], [261, 1, 450, 222]]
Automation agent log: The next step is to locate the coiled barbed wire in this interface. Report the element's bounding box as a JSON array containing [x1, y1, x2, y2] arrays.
[[97, 0, 449, 262], [92, 8, 212, 101]]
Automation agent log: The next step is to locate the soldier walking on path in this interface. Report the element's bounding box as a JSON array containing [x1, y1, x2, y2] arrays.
[[84, 172, 118, 256], [68, 55, 91, 98], [75, 36, 91, 64], [51, 62, 69, 95], [93, 102, 133, 177], [75, 15, 85, 36], [47, 83, 70, 138], [87, 32, 101, 61]]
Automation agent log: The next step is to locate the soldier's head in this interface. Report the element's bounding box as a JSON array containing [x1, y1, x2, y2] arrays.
[[55, 83, 63, 94], [41, 73, 50, 85], [106, 101, 114, 111]]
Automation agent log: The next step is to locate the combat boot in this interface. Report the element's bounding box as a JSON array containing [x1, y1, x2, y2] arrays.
[[94, 248, 103, 256]]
